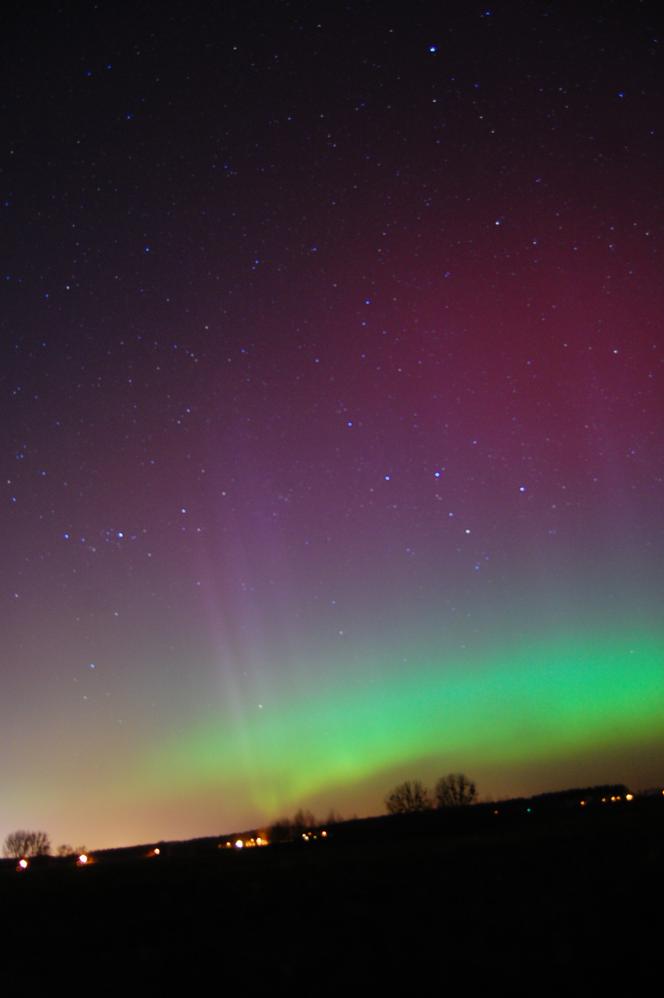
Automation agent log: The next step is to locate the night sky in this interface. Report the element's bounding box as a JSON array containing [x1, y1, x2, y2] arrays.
[[2, 2, 663, 850]]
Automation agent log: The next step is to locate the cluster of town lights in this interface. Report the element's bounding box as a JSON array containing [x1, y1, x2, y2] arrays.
[[589, 793, 635, 804], [229, 834, 268, 849], [225, 830, 331, 848]]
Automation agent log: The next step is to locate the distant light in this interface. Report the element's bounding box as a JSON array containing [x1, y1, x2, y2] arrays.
[[255, 836, 263, 846], [625, 794, 634, 801], [580, 800, 586, 806], [493, 810, 499, 816], [519, 485, 527, 493], [153, 847, 161, 856], [428, 44, 438, 54], [302, 833, 309, 841], [321, 830, 328, 838], [526, 807, 532, 813], [234, 839, 244, 849], [77, 854, 88, 866], [18, 858, 28, 870]]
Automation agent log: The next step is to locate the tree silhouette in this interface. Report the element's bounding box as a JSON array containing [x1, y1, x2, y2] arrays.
[[291, 809, 316, 833], [57, 843, 87, 858], [435, 773, 477, 808], [385, 780, 432, 814], [269, 808, 318, 843], [3, 829, 51, 858]]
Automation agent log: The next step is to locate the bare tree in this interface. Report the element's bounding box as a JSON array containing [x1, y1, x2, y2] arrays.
[[385, 780, 432, 815], [270, 809, 318, 843], [435, 773, 477, 808], [3, 830, 51, 859], [57, 843, 87, 858], [292, 808, 316, 831]]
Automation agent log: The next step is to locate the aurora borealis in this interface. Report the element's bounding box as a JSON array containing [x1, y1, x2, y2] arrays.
[[2, 2, 663, 850]]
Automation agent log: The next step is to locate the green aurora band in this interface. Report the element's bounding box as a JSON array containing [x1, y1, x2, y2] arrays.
[[139, 629, 664, 819]]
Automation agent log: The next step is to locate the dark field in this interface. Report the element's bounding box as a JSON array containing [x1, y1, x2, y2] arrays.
[[2, 798, 662, 988]]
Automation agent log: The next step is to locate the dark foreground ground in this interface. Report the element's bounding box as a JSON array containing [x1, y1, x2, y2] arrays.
[[2, 797, 662, 988]]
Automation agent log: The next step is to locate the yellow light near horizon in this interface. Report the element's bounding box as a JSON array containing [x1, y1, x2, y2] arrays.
[[153, 848, 161, 856], [321, 830, 328, 838], [234, 839, 244, 849], [625, 794, 634, 801], [77, 854, 88, 866], [18, 858, 28, 870]]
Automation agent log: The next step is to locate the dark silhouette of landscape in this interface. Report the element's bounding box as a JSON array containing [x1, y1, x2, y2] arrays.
[[2, 784, 662, 986]]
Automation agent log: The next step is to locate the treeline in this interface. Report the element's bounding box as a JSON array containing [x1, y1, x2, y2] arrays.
[[385, 773, 477, 814]]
